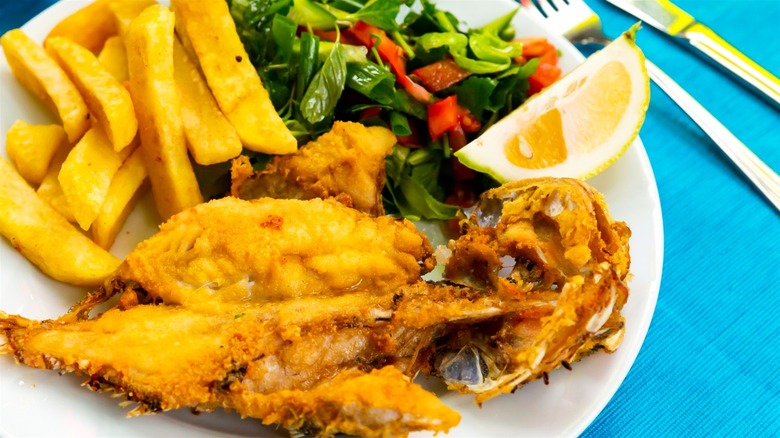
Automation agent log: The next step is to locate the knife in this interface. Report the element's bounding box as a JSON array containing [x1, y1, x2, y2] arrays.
[[603, 0, 780, 108]]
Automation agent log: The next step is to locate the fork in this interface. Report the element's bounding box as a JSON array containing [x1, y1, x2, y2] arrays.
[[520, 0, 780, 213]]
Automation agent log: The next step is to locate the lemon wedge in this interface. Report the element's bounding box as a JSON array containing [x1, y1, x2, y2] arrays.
[[455, 28, 650, 182]]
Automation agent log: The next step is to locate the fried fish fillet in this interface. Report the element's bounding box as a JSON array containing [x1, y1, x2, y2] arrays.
[[115, 196, 433, 312], [0, 278, 523, 436], [231, 121, 397, 216]]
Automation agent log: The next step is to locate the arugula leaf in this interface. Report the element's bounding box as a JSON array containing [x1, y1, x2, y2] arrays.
[[397, 175, 458, 220], [485, 58, 538, 113], [258, 68, 291, 110], [384, 145, 456, 220], [347, 0, 402, 30], [229, 0, 292, 64], [456, 76, 498, 118], [515, 57, 540, 79], [385, 145, 410, 187], [384, 184, 421, 221], [411, 159, 444, 199], [301, 43, 347, 124], [475, 7, 518, 36]]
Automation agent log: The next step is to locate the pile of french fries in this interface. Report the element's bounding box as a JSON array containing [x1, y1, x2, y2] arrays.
[[0, 0, 296, 287]]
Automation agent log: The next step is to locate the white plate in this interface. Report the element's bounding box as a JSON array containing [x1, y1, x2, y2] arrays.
[[0, 1, 663, 436]]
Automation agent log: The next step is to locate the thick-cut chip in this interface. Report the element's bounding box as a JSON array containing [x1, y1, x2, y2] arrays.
[[45, 0, 117, 54], [58, 127, 125, 230], [0, 157, 121, 287], [171, 0, 296, 155], [173, 39, 242, 165], [5, 120, 67, 186], [109, 0, 156, 38], [46, 36, 137, 152], [1, 29, 90, 143], [97, 36, 128, 83], [37, 145, 77, 223], [92, 148, 149, 249], [125, 5, 203, 220]]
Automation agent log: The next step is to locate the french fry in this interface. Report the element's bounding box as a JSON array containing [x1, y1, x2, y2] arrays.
[[171, 0, 297, 155], [1, 29, 90, 143], [0, 157, 121, 287], [46, 36, 137, 152], [37, 144, 77, 223], [173, 39, 243, 165], [45, 0, 117, 54], [97, 36, 128, 83], [58, 127, 124, 230], [5, 120, 67, 186], [109, 0, 156, 38], [125, 5, 203, 220], [92, 147, 148, 249]]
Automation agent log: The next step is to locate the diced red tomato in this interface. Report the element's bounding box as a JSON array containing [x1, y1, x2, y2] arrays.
[[427, 95, 460, 141], [349, 21, 406, 74], [448, 124, 478, 180], [538, 46, 558, 66], [459, 108, 481, 133], [359, 106, 382, 120], [519, 37, 551, 57], [515, 37, 561, 95], [396, 118, 425, 148], [349, 23, 398, 68], [411, 59, 472, 92], [348, 21, 432, 103], [447, 122, 468, 151], [517, 37, 558, 66], [528, 62, 562, 95]]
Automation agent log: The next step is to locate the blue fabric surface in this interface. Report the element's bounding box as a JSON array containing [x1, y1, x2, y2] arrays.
[[1, 0, 779, 436]]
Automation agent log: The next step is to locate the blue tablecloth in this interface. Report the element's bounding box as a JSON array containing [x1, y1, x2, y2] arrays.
[[1, 0, 778, 435]]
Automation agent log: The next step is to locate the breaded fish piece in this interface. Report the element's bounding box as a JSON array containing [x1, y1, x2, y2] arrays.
[[115, 196, 433, 312], [435, 178, 631, 402], [0, 279, 518, 436], [231, 121, 397, 216]]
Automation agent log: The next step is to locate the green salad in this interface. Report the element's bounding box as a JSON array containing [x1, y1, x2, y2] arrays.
[[226, 0, 561, 220]]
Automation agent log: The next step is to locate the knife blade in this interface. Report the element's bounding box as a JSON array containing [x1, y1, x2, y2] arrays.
[[603, 0, 780, 108]]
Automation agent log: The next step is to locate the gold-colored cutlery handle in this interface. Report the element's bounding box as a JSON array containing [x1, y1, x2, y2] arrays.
[[681, 23, 780, 108], [646, 60, 780, 212]]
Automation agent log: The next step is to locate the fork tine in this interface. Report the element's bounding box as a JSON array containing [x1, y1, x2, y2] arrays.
[[535, 0, 557, 17], [520, 0, 546, 20]]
